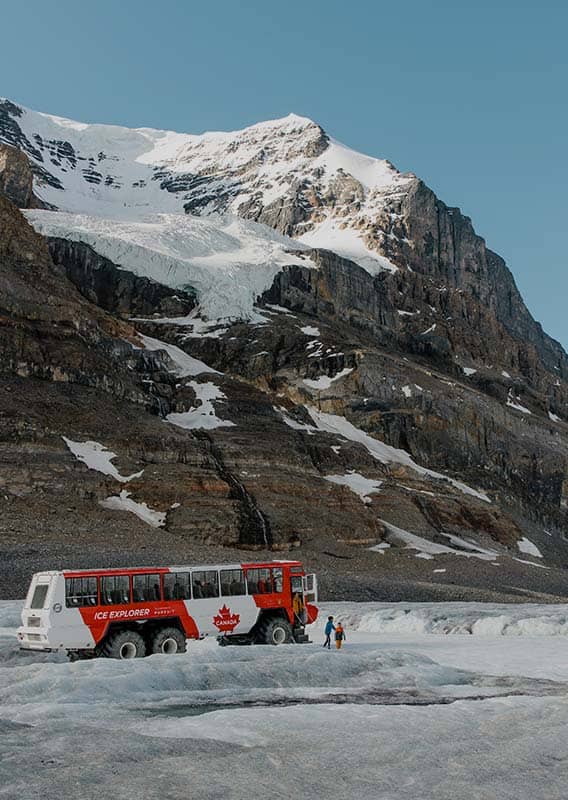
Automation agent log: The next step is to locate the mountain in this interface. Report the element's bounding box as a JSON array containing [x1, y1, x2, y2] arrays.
[[1, 97, 567, 602]]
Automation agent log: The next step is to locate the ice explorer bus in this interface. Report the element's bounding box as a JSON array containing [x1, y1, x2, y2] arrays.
[[17, 560, 318, 660]]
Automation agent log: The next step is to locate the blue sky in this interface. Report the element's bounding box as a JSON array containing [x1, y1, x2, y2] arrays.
[[2, 0, 566, 347]]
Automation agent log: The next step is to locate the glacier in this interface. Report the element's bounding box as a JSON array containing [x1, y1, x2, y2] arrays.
[[26, 210, 315, 320], [2, 599, 568, 799]]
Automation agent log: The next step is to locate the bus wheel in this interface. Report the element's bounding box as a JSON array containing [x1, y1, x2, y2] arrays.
[[258, 618, 293, 645], [101, 630, 146, 660], [150, 626, 187, 655]]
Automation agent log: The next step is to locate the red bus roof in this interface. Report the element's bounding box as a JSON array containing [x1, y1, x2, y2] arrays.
[[62, 560, 304, 579]]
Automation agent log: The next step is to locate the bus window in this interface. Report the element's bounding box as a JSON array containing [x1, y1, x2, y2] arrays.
[[164, 572, 191, 600], [192, 571, 219, 599], [100, 575, 130, 605], [220, 569, 245, 596], [272, 568, 283, 593], [246, 568, 272, 594], [65, 577, 97, 607], [132, 574, 162, 602]]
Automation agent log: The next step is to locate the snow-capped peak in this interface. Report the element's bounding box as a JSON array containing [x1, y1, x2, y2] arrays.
[[2, 97, 417, 318], [0, 97, 411, 225]]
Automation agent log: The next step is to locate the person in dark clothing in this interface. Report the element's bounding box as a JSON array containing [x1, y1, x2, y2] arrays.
[[323, 616, 335, 649]]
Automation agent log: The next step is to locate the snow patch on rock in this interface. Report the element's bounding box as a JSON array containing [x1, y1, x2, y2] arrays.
[[62, 438, 143, 483], [381, 521, 497, 561], [517, 537, 543, 558], [507, 391, 532, 415], [325, 472, 383, 503], [308, 409, 491, 503], [274, 407, 316, 435], [167, 382, 235, 431], [99, 490, 166, 528], [138, 333, 219, 376], [303, 368, 353, 391]]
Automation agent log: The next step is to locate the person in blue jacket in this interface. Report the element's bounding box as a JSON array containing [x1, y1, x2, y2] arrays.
[[323, 616, 335, 649]]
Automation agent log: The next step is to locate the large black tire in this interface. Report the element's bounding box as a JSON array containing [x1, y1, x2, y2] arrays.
[[149, 626, 187, 655], [257, 617, 293, 645], [101, 629, 146, 660]]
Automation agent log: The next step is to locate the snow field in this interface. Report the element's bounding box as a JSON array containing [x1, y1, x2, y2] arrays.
[[316, 601, 568, 638], [2, 600, 568, 798], [517, 537, 543, 558]]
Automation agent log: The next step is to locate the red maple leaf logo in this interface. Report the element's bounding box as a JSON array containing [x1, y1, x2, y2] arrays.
[[213, 604, 241, 633]]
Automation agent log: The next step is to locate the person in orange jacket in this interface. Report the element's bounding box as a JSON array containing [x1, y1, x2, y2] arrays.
[[335, 622, 346, 649]]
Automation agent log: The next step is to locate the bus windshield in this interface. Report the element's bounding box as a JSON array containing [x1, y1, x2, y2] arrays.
[[30, 583, 50, 609]]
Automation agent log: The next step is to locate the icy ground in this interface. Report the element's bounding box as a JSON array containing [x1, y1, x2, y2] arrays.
[[2, 602, 568, 799]]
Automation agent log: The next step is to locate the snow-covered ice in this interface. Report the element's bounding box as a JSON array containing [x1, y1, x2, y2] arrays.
[[9, 100, 418, 318], [2, 599, 568, 798], [297, 215, 399, 275], [26, 210, 315, 321]]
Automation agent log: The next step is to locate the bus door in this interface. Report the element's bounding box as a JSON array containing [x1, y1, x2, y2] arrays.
[[302, 573, 318, 623], [290, 574, 307, 626]]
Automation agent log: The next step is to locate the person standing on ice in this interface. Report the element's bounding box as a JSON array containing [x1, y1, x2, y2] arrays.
[[335, 622, 346, 650], [323, 616, 335, 649]]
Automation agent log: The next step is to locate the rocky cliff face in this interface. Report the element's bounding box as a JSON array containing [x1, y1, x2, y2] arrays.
[[47, 238, 196, 319], [0, 143, 45, 209], [1, 99, 567, 602], [370, 179, 567, 377]]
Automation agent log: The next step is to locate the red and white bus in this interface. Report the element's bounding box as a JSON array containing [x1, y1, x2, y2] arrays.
[[17, 560, 318, 660]]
